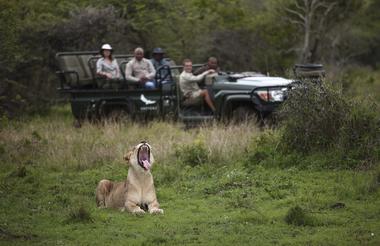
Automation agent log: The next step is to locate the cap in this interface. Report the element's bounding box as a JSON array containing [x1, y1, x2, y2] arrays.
[[153, 47, 164, 54]]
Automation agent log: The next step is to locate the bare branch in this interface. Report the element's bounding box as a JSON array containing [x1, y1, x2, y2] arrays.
[[294, 0, 306, 12], [285, 7, 306, 22], [323, 2, 338, 17], [310, 0, 321, 13], [289, 19, 305, 28], [316, 2, 338, 34]]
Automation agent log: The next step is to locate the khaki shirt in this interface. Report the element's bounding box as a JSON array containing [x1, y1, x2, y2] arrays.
[[125, 58, 156, 82], [179, 71, 208, 97]]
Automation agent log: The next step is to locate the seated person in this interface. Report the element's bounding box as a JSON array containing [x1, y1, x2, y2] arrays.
[[150, 47, 171, 84], [193, 57, 220, 76], [179, 59, 216, 112], [96, 44, 121, 87], [150, 47, 170, 69], [125, 47, 156, 89]]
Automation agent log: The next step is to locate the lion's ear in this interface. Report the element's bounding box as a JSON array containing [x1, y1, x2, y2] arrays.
[[123, 150, 133, 164]]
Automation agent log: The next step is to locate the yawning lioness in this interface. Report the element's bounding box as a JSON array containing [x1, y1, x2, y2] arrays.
[[95, 141, 163, 214]]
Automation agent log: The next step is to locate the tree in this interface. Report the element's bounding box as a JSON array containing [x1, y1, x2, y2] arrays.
[[278, 0, 361, 63]]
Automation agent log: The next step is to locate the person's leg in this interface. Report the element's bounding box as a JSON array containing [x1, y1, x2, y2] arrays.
[[200, 90, 216, 112]]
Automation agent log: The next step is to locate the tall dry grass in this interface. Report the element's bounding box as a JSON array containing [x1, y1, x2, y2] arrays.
[[0, 111, 261, 170]]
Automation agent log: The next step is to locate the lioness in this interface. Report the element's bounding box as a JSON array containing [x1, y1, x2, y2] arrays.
[[96, 141, 163, 214]]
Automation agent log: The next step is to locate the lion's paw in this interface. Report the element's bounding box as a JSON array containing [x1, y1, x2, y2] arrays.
[[149, 208, 164, 214], [132, 208, 146, 215]]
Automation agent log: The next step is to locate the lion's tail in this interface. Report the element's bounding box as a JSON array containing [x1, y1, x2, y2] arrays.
[[95, 179, 113, 208]]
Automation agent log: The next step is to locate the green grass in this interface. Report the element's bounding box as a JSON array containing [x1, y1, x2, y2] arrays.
[[0, 106, 379, 245]]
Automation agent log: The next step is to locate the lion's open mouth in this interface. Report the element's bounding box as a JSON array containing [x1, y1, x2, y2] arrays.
[[137, 143, 151, 170]]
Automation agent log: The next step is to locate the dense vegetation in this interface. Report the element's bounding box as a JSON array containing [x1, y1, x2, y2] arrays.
[[1, 0, 380, 116], [1, 1, 379, 245], [0, 106, 379, 245]]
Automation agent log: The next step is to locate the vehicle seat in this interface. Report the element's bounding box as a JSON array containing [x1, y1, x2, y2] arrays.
[[56, 52, 97, 88], [88, 55, 134, 89]]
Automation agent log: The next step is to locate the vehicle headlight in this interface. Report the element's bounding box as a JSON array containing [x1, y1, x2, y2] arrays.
[[255, 88, 288, 102]]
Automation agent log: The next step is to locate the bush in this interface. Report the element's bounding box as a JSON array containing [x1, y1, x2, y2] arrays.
[[243, 131, 324, 170], [278, 80, 380, 168], [175, 138, 209, 167], [337, 99, 380, 165], [67, 206, 93, 223], [285, 206, 313, 226], [243, 131, 281, 170], [279, 81, 349, 153]]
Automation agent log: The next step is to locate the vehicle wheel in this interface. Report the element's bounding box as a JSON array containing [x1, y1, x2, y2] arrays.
[[99, 105, 129, 122], [107, 109, 128, 122], [231, 106, 259, 124]]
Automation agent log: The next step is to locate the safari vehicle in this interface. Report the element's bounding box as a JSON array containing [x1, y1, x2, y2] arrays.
[[56, 51, 300, 125]]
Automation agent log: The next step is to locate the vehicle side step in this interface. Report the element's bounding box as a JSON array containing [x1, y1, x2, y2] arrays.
[[178, 114, 214, 122]]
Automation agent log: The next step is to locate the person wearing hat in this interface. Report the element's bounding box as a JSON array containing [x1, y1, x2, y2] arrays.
[[96, 44, 121, 81], [150, 47, 171, 84], [150, 47, 170, 70]]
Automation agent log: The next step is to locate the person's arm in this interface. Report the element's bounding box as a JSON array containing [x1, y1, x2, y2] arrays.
[[163, 59, 171, 67], [113, 59, 120, 78], [125, 61, 139, 82], [146, 60, 156, 80], [179, 72, 190, 94], [182, 70, 209, 82], [193, 65, 207, 76], [150, 59, 158, 70], [96, 59, 104, 76]]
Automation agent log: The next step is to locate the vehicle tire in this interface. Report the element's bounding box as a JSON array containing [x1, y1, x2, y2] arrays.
[[231, 106, 259, 124], [98, 104, 129, 122], [107, 109, 129, 122]]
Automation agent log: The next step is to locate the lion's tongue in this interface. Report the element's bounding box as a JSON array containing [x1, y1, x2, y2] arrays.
[[142, 160, 151, 170]]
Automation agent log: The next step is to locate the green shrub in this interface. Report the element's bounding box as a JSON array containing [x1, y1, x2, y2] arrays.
[[9, 166, 27, 178], [339, 66, 380, 102], [285, 205, 313, 226], [279, 81, 348, 153], [243, 131, 310, 170], [155, 163, 182, 186], [243, 131, 280, 169], [67, 206, 93, 223], [175, 138, 209, 167], [278, 80, 380, 168], [337, 99, 380, 165]]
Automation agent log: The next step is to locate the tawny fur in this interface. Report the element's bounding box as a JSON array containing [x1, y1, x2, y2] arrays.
[[95, 143, 163, 214]]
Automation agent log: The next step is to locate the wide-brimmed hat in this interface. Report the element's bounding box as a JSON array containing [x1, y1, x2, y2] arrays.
[[152, 47, 164, 54], [101, 44, 113, 50]]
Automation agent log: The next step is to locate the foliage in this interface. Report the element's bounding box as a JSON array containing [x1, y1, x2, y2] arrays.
[[339, 66, 380, 102], [337, 98, 380, 165], [279, 81, 349, 153], [67, 206, 94, 223], [285, 205, 311, 226], [272, 0, 364, 64], [1, 0, 380, 117], [175, 137, 209, 167], [277, 79, 380, 168]]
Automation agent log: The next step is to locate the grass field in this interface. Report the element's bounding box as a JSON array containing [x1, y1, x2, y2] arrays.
[[0, 106, 379, 245]]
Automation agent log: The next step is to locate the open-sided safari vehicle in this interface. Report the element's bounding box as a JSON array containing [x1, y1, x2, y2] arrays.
[[56, 51, 322, 125]]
